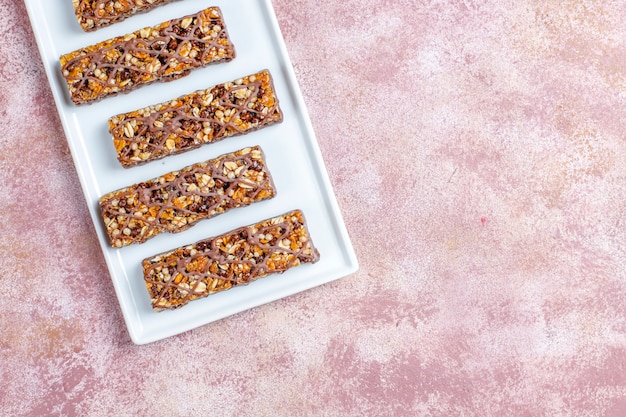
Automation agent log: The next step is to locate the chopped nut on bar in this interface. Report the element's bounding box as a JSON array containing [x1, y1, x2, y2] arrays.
[[143, 210, 320, 311], [99, 146, 275, 248], [110, 70, 283, 167], [60, 7, 235, 105]]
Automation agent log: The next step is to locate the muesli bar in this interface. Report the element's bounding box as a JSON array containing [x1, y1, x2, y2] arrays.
[[110, 70, 283, 167], [72, 0, 177, 31], [99, 146, 275, 248], [60, 7, 235, 105], [142, 210, 320, 311]]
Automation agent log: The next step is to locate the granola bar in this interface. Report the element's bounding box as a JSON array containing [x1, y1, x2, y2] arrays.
[[110, 70, 283, 167], [72, 0, 178, 31], [99, 146, 275, 248], [143, 210, 320, 311], [60, 7, 235, 105]]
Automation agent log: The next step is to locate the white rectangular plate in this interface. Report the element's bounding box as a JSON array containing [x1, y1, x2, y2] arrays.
[[25, 0, 358, 344]]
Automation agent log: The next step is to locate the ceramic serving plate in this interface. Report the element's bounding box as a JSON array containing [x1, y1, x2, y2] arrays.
[[24, 0, 358, 344]]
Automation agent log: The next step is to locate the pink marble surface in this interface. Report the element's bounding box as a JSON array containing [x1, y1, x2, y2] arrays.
[[2, 0, 626, 415]]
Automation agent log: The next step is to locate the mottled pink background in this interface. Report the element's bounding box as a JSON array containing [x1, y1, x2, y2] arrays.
[[2, 0, 626, 416]]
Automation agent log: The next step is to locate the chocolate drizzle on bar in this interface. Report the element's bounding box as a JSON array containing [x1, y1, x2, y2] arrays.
[[143, 210, 320, 311], [99, 146, 275, 248], [72, 0, 178, 31], [110, 70, 283, 167], [60, 7, 236, 105]]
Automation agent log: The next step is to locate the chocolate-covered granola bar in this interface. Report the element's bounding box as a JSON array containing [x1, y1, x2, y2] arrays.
[[110, 70, 282, 167], [99, 146, 274, 248], [143, 210, 320, 311], [60, 7, 235, 105], [72, 0, 178, 31]]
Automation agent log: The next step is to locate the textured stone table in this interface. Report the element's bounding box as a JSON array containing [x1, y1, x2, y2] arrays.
[[2, 1, 626, 416]]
